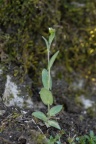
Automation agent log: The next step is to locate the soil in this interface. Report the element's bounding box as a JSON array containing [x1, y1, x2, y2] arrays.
[[0, 83, 96, 144]]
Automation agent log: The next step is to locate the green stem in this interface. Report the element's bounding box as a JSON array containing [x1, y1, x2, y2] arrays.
[[47, 49, 50, 90], [47, 49, 49, 64], [48, 104, 50, 118], [47, 48, 51, 117]]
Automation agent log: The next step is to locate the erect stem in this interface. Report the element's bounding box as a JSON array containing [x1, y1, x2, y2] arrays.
[[47, 49, 51, 114], [48, 103, 50, 118], [47, 49, 50, 64], [47, 49, 51, 90]]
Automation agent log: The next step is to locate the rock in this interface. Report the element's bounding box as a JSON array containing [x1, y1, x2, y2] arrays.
[[3, 74, 33, 109], [0, 64, 34, 109]]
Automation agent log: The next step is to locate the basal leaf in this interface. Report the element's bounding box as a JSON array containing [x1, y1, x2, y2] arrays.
[[39, 88, 53, 105], [48, 105, 62, 117], [32, 111, 47, 122], [48, 120, 61, 130], [48, 51, 59, 69]]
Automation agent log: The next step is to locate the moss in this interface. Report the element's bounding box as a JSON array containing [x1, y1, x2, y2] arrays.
[[0, 0, 96, 83], [30, 130, 48, 144], [86, 106, 96, 118]]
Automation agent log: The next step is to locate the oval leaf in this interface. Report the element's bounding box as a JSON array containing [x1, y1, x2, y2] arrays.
[[32, 111, 47, 122], [39, 88, 53, 105], [42, 69, 52, 90], [48, 120, 61, 130], [48, 51, 59, 69], [42, 69, 48, 89], [48, 105, 62, 117]]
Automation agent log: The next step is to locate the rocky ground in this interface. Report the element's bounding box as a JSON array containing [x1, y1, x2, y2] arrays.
[[0, 64, 96, 144], [0, 87, 96, 144]]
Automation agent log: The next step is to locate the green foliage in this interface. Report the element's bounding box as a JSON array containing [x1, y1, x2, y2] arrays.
[[76, 131, 96, 144], [67, 134, 76, 144], [46, 120, 61, 130], [47, 131, 64, 144], [48, 105, 62, 117], [32, 28, 62, 129], [47, 130, 64, 144], [47, 135, 61, 144], [32, 111, 47, 122], [66, 131, 96, 144]]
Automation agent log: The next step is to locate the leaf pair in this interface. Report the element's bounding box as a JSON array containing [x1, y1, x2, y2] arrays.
[[32, 104, 62, 130]]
